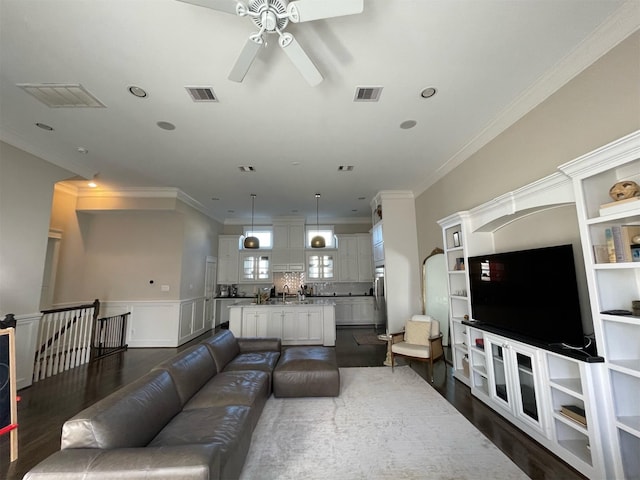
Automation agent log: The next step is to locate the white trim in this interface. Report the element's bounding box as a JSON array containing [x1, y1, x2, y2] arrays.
[[13, 313, 41, 389]]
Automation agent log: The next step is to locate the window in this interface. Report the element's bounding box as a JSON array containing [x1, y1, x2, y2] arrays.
[[242, 227, 272, 249], [305, 226, 335, 248]]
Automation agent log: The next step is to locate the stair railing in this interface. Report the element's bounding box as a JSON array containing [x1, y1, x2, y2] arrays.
[[33, 299, 99, 382]]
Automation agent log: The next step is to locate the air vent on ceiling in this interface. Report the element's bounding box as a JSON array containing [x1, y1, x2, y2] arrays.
[[238, 165, 255, 172], [185, 86, 218, 102], [338, 165, 354, 172], [17, 83, 105, 107], [354, 86, 383, 102]]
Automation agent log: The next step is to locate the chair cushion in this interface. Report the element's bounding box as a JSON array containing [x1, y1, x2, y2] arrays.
[[392, 342, 430, 358], [404, 320, 431, 346]]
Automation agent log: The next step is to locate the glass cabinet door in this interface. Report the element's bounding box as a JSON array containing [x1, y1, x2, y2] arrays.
[[490, 342, 509, 405], [306, 254, 335, 280], [513, 349, 540, 424], [240, 254, 270, 281]]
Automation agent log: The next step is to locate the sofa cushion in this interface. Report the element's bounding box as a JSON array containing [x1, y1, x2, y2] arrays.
[[23, 444, 221, 480], [149, 405, 252, 480], [152, 345, 217, 405], [61, 370, 182, 449], [201, 330, 240, 372], [184, 370, 270, 429], [224, 351, 281, 379]]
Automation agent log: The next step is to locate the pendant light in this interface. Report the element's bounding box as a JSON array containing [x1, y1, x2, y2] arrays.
[[244, 194, 259, 249], [311, 193, 326, 248]]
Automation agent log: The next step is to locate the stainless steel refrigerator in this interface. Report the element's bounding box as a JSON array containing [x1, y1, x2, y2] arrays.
[[373, 266, 387, 333]]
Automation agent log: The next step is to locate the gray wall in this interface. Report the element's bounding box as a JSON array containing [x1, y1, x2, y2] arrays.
[[415, 31, 640, 255], [49, 189, 222, 304], [0, 142, 73, 316]]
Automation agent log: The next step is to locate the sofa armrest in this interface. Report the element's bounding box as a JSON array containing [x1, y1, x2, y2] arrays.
[[24, 444, 221, 480], [237, 337, 281, 353]]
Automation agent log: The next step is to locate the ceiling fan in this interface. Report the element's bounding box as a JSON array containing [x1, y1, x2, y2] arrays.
[[177, 0, 364, 86]]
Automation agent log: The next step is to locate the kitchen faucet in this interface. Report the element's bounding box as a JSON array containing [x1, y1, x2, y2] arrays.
[[282, 284, 289, 302]]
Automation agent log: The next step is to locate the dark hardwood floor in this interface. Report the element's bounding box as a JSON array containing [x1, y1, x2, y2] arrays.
[[1, 326, 586, 480]]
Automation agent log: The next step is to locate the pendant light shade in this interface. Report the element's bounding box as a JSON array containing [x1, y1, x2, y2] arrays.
[[244, 194, 260, 249], [311, 193, 325, 248]]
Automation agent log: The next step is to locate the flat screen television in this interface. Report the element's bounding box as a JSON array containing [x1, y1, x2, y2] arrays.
[[468, 244, 585, 347]]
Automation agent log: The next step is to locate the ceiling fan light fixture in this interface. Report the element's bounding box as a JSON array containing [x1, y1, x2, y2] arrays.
[[244, 193, 260, 249], [311, 193, 325, 248]]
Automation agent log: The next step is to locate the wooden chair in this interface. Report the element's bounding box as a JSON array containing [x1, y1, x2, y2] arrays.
[[390, 314, 444, 382]]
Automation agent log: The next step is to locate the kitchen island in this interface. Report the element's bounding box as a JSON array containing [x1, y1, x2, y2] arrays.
[[228, 300, 335, 346]]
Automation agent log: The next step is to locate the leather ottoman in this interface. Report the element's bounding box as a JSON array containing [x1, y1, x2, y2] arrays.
[[273, 347, 340, 398]]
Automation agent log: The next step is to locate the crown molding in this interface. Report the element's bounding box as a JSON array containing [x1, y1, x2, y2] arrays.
[[413, 1, 640, 197]]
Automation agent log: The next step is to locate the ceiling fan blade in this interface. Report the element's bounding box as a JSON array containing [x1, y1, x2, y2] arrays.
[[287, 0, 363, 23], [228, 36, 263, 82], [176, 0, 239, 15], [279, 33, 323, 86]]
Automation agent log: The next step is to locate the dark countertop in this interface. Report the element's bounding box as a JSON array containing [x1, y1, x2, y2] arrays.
[[462, 320, 603, 363]]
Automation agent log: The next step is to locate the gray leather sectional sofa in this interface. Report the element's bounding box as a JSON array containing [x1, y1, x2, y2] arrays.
[[23, 330, 281, 480]]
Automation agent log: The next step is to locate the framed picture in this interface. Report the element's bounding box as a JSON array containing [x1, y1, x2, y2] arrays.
[[452, 231, 461, 248]]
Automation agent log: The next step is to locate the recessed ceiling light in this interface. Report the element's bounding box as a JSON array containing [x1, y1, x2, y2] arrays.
[[400, 120, 417, 129], [211, 197, 220, 201], [358, 196, 366, 200], [238, 166, 255, 172], [157, 121, 176, 131], [35, 122, 54, 131], [292, 161, 300, 166], [77, 147, 88, 154], [227, 210, 235, 213], [128, 86, 148, 98], [420, 87, 437, 99], [338, 165, 354, 172]]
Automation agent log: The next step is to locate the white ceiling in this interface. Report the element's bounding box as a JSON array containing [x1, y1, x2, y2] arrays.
[[1, 0, 637, 224]]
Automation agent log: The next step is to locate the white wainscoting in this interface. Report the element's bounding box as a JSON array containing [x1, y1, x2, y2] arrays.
[[15, 313, 40, 389], [101, 297, 208, 348]]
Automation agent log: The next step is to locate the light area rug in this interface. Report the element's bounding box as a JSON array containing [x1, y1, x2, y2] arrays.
[[240, 366, 529, 480]]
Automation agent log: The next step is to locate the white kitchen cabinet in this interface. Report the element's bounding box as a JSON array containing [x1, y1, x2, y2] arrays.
[[239, 253, 271, 283], [357, 234, 373, 281], [337, 234, 373, 282], [337, 235, 359, 281], [371, 222, 384, 266], [282, 308, 323, 344], [306, 251, 336, 280], [559, 130, 640, 480], [272, 221, 305, 272], [217, 235, 240, 284], [333, 297, 375, 325], [241, 308, 269, 336], [228, 303, 335, 346]]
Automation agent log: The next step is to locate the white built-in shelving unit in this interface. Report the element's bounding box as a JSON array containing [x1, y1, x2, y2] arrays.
[[559, 130, 640, 480], [437, 142, 633, 477]]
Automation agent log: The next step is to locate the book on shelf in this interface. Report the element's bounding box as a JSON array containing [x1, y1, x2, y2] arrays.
[[599, 196, 640, 216], [560, 405, 587, 427], [603, 225, 640, 263], [605, 228, 616, 263]]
